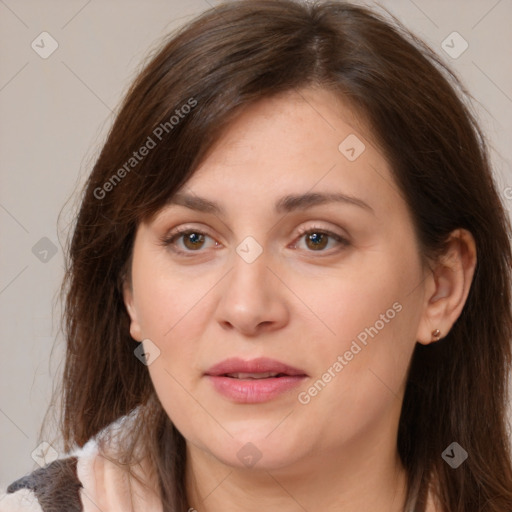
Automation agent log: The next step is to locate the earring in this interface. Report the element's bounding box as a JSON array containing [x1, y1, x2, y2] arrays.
[[431, 329, 441, 341]]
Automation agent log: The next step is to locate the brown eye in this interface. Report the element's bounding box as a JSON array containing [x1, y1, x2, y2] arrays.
[[293, 226, 350, 254], [160, 228, 218, 256], [304, 232, 329, 251], [182, 232, 206, 250]]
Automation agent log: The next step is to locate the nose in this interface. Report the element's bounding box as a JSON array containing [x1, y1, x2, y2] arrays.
[[214, 249, 290, 337]]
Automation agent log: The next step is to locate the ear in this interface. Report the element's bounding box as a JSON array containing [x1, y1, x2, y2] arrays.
[[416, 229, 477, 345], [123, 279, 143, 342]]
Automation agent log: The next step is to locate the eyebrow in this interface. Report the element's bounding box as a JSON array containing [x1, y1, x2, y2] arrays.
[[167, 191, 374, 215]]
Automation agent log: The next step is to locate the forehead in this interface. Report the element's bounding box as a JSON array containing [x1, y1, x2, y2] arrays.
[[161, 87, 403, 221], [194, 87, 370, 171]]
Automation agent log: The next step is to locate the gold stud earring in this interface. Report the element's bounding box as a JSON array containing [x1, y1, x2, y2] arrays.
[[432, 329, 441, 341]]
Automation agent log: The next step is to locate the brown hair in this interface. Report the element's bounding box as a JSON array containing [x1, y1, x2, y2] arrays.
[[49, 1, 512, 510]]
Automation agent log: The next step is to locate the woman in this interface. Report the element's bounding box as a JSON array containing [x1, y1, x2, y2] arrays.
[[2, 1, 511, 511]]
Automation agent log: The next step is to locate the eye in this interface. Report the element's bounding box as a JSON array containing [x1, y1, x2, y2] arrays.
[[159, 228, 220, 256], [159, 224, 349, 257], [292, 225, 349, 252]]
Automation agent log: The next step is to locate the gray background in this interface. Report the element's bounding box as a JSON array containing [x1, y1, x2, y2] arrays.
[[1, 0, 511, 487]]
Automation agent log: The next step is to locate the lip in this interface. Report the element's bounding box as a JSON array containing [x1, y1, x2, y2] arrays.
[[205, 357, 307, 377], [204, 357, 308, 404]]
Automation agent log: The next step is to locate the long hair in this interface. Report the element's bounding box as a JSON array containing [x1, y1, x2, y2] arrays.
[[51, 1, 512, 510]]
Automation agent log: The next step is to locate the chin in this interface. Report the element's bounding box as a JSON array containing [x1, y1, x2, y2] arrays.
[[201, 430, 308, 472]]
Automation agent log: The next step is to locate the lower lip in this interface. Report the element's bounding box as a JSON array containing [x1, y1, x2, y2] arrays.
[[206, 375, 307, 403]]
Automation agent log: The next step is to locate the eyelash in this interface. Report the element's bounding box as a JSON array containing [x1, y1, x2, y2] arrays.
[[159, 225, 349, 258]]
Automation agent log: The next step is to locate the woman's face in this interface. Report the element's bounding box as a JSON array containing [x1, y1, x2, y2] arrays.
[[124, 87, 431, 472]]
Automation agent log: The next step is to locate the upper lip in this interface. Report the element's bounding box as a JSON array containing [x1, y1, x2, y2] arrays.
[[205, 357, 308, 377]]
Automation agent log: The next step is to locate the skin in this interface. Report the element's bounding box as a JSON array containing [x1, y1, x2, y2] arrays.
[[123, 87, 477, 512]]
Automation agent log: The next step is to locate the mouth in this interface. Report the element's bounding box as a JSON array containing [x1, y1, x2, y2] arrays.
[[204, 357, 308, 403], [222, 372, 293, 380]]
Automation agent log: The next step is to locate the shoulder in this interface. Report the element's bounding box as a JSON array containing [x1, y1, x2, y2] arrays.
[[0, 455, 82, 512], [0, 432, 103, 512], [0, 407, 162, 512]]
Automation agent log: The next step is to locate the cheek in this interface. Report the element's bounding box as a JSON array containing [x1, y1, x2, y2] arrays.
[[134, 273, 217, 438], [293, 248, 422, 428], [130, 251, 218, 410], [300, 246, 421, 354], [131, 249, 215, 343]]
